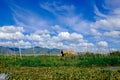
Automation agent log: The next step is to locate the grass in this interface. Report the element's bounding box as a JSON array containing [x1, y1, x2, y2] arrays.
[[1, 66, 120, 80], [1, 53, 120, 67], [0, 51, 120, 79]]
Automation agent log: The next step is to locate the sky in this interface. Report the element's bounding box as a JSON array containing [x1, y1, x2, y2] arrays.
[[0, 0, 120, 52]]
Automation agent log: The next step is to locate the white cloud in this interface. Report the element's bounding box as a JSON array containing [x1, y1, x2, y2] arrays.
[[70, 20, 91, 35], [113, 8, 120, 15], [52, 25, 67, 33], [91, 1, 120, 32], [91, 2, 120, 49], [104, 31, 120, 38], [49, 32, 94, 51], [58, 32, 70, 40], [11, 4, 49, 32], [91, 18, 120, 31], [56, 12, 91, 35], [0, 32, 24, 40], [71, 33, 83, 39], [0, 40, 31, 48], [0, 41, 13, 47], [94, 5, 107, 18], [90, 12, 120, 45], [91, 28, 102, 36], [57, 32, 84, 42], [0, 26, 25, 40], [0, 25, 91, 51], [26, 34, 43, 41], [2, 0, 119, 52], [0, 26, 96, 52], [97, 41, 108, 47], [104, 0, 120, 9], [13, 32, 25, 40], [0, 25, 24, 33], [15, 40, 31, 48], [26, 31, 94, 52], [34, 29, 50, 35], [40, 1, 91, 35], [40, 1, 74, 16], [60, 16, 79, 26], [0, 32, 13, 40], [78, 43, 94, 47]]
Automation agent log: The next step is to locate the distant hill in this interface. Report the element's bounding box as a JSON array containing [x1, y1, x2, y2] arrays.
[[0, 46, 61, 55]]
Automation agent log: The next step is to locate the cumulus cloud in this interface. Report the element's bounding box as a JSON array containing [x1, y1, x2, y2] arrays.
[[49, 32, 94, 51], [0, 40, 31, 48], [71, 33, 83, 39], [0, 32, 24, 40], [0, 26, 95, 52], [90, 10, 120, 47], [91, 1, 120, 32], [26, 34, 43, 41], [97, 41, 108, 47], [0, 25, 24, 33], [15, 40, 31, 48], [57, 32, 84, 43], [1, 0, 119, 52], [2, 26, 117, 52], [0, 26, 25, 40], [104, 31, 120, 38], [58, 32, 70, 40], [78, 42, 94, 47], [0, 41, 13, 47], [91, 18, 120, 31], [91, 28, 102, 36], [0, 32, 13, 40], [13, 32, 25, 40], [52, 25, 67, 33], [89, 1, 120, 51], [34, 29, 50, 35]]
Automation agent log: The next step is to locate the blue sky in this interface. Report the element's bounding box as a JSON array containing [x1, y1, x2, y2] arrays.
[[0, 0, 120, 52]]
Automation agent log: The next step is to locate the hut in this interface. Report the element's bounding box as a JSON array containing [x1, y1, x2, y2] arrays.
[[61, 50, 76, 56]]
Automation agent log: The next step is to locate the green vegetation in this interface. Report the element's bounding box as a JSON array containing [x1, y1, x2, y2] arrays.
[[1, 51, 120, 67], [1, 67, 120, 80], [0, 51, 120, 80]]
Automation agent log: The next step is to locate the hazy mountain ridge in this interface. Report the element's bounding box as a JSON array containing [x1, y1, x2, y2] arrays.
[[0, 46, 61, 54]]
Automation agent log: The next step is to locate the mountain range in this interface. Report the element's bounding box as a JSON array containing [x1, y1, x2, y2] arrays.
[[0, 46, 61, 55]]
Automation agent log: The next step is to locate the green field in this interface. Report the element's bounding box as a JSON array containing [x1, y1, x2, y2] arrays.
[[1, 51, 120, 80]]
